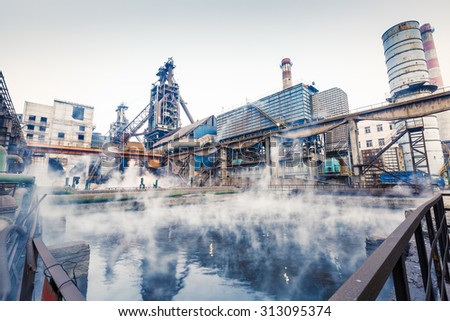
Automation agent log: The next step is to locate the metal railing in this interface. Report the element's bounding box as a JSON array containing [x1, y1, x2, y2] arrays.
[[21, 238, 85, 301], [330, 192, 450, 300], [0, 179, 85, 301]]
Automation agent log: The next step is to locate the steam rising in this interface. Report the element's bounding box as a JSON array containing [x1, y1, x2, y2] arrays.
[[40, 186, 420, 300]]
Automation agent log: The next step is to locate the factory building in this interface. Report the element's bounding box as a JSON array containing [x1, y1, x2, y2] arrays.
[[23, 100, 94, 148], [357, 120, 402, 185], [311, 87, 348, 154], [152, 116, 217, 185], [217, 82, 318, 142], [22, 100, 95, 183], [212, 59, 355, 186], [215, 72, 320, 186], [310, 87, 351, 182]]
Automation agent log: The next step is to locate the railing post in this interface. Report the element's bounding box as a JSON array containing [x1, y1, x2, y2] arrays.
[[425, 208, 444, 291], [433, 202, 449, 276], [414, 221, 435, 300], [19, 237, 38, 301], [392, 252, 411, 300], [436, 198, 450, 266]]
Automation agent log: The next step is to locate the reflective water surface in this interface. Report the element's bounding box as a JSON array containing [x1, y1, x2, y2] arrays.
[[41, 192, 408, 300]]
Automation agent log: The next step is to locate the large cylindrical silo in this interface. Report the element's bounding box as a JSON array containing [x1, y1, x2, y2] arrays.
[[382, 20, 434, 100], [382, 21, 444, 176]]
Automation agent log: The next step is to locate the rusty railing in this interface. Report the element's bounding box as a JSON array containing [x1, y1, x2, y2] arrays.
[[20, 237, 85, 301]]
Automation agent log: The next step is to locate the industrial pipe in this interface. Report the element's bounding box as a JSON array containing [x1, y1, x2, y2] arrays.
[[7, 154, 23, 164], [0, 146, 7, 172], [0, 173, 35, 185], [180, 97, 195, 124]]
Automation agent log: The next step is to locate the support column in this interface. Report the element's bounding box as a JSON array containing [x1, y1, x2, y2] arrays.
[[265, 137, 272, 177], [348, 119, 362, 182], [220, 147, 228, 185], [189, 153, 195, 186]]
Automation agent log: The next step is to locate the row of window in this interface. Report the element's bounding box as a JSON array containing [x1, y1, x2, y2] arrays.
[[26, 124, 86, 132], [57, 133, 85, 140], [363, 123, 394, 134], [26, 134, 45, 141], [360, 138, 385, 148], [26, 133, 85, 141], [28, 115, 47, 123], [27, 125, 46, 131]]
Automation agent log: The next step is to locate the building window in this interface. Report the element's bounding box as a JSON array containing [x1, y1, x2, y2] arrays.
[[366, 140, 373, 148], [39, 135, 45, 141], [58, 132, 65, 139], [72, 106, 85, 120], [358, 141, 361, 148], [79, 125, 85, 131], [377, 124, 383, 132], [365, 126, 371, 134], [389, 123, 394, 130], [26, 133, 33, 140], [28, 115, 36, 121], [27, 124, 35, 130], [39, 126, 46, 132], [78, 134, 85, 141], [378, 138, 385, 146], [40, 117, 47, 123]]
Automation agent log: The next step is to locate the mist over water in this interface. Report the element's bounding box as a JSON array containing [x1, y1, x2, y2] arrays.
[[40, 189, 415, 300]]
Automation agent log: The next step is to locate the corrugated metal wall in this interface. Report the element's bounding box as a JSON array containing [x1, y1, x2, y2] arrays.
[[217, 83, 316, 141]]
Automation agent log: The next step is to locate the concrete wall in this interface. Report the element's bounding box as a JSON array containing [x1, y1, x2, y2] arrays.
[[23, 100, 94, 148], [357, 120, 396, 150]]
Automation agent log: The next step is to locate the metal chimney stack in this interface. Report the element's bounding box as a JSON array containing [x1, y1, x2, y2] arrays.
[[420, 23, 444, 88], [280, 58, 293, 90], [420, 23, 450, 143]]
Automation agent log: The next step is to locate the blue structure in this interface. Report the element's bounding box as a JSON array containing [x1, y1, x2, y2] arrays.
[[323, 158, 341, 174], [380, 171, 445, 188]]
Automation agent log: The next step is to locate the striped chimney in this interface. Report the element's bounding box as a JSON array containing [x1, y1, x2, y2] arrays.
[[280, 58, 293, 89], [420, 23, 444, 88]]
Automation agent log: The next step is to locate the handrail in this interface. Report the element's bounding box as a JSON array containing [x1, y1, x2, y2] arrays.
[[329, 192, 450, 300], [32, 238, 85, 301]]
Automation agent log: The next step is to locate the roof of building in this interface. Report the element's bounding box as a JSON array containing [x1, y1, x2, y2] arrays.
[[54, 99, 94, 109], [152, 115, 215, 148]]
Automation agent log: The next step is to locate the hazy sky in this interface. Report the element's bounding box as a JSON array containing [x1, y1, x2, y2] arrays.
[[2, 0, 450, 133]]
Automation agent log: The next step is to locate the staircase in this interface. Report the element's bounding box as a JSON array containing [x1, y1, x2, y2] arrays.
[[362, 124, 407, 175]]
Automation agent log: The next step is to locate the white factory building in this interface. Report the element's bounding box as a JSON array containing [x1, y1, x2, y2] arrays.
[[22, 100, 94, 148], [22, 100, 95, 186]]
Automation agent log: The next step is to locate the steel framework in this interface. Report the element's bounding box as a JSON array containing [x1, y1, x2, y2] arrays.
[[0, 71, 26, 148]]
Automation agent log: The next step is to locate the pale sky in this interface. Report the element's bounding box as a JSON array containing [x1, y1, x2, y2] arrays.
[[2, 0, 450, 133]]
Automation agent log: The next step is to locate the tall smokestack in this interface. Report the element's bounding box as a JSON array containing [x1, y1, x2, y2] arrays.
[[420, 23, 444, 88], [280, 58, 293, 89]]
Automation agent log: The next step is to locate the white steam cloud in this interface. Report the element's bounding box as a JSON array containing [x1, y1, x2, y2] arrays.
[[39, 188, 424, 300]]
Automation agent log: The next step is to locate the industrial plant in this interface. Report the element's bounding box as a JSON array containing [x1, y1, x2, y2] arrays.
[[0, 20, 449, 301], [1, 20, 449, 190]]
